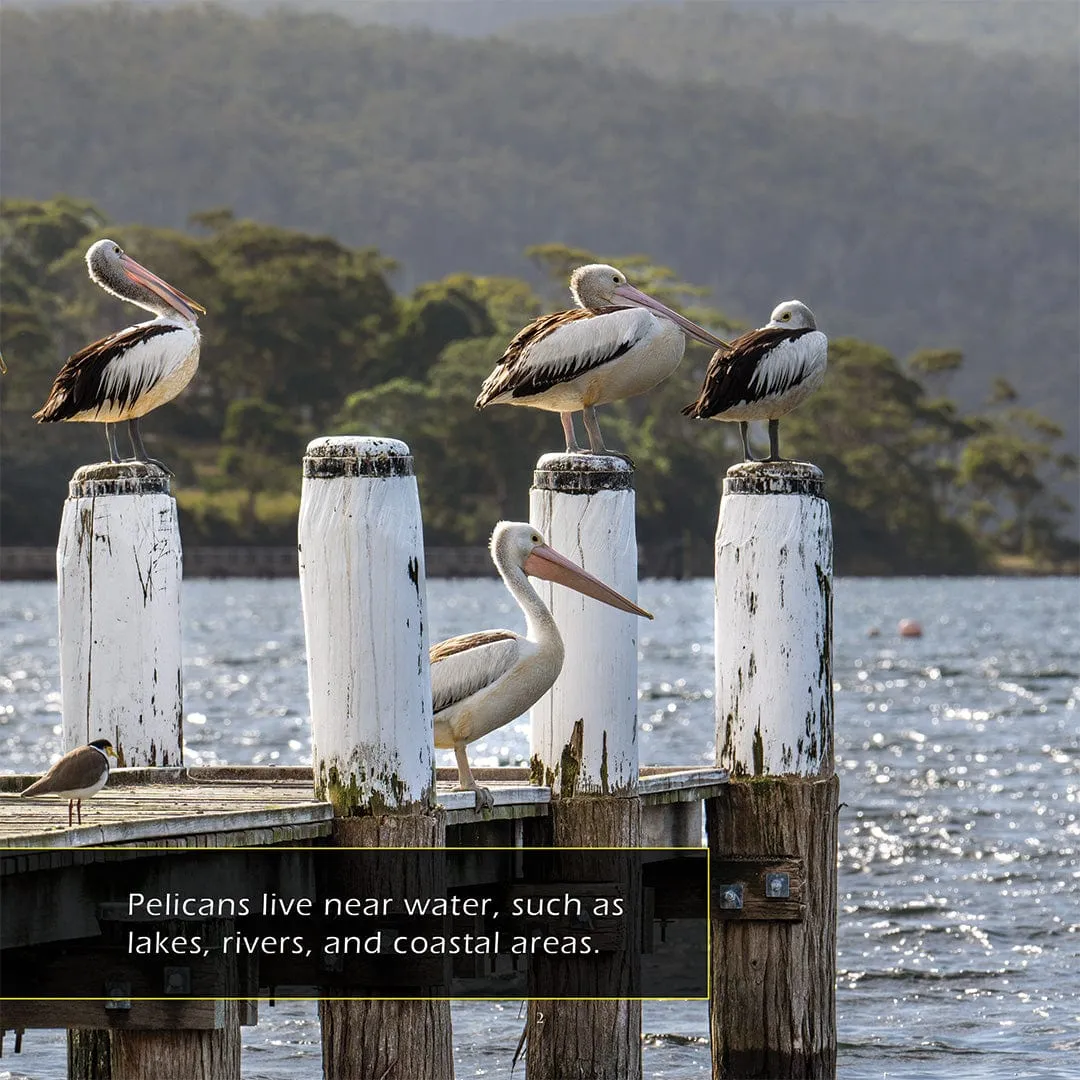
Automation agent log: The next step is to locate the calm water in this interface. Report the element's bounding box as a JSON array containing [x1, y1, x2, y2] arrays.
[[1, 576, 1078, 1079]]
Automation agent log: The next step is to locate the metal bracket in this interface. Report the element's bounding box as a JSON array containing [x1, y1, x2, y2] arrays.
[[104, 980, 131, 1011], [717, 884, 744, 910], [712, 857, 804, 921], [163, 967, 191, 995]]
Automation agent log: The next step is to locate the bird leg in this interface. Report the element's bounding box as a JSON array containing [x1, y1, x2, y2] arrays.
[[582, 405, 634, 465], [76, 798, 82, 825], [104, 423, 121, 464], [739, 421, 758, 463], [127, 418, 173, 475], [454, 742, 494, 812], [67, 799, 74, 827], [560, 412, 584, 454], [764, 418, 783, 462]]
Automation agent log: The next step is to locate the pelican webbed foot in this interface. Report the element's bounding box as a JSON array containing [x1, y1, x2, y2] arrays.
[[453, 743, 494, 812]]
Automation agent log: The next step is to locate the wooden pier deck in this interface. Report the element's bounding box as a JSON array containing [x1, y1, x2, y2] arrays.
[[0, 765, 728, 849]]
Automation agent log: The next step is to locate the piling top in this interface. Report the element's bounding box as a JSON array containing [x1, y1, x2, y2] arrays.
[[303, 435, 414, 479], [69, 461, 171, 499], [723, 460, 824, 498], [533, 452, 633, 494]]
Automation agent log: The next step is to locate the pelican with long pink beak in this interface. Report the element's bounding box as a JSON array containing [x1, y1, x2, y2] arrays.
[[476, 263, 730, 456], [34, 239, 205, 470], [432, 520, 652, 808]]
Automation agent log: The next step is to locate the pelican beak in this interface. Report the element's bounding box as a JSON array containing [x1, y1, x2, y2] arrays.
[[121, 254, 206, 320], [0, 354, 6, 375], [106, 746, 118, 759], [523, 544, 653, 619], [614, 283, 730, 350]]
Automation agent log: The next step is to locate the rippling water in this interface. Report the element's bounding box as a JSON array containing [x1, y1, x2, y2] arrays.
[[2, 576, 1078, 1079]]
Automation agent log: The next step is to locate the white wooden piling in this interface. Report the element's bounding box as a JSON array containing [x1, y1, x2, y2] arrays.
[[707, 459, 837, 1079], [528, 453, 640, 796], [713, 461, 833, 778], [298, 436, 435, 813], [298, 435, 452, 1079], [57, 463, 183, 767]]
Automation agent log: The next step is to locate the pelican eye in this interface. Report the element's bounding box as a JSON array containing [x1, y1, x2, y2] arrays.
[[113, 246, 121, 254], [781, 312, 791, 321], [531, 534, 541, 543]]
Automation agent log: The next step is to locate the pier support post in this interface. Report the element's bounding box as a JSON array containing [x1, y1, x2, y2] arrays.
[[298, 436, 452, 1080], [58, 463, 188, 1080], [706, 461, 838, 1079], [528, 454, 640, 796], [57, 463, 184, 766], [526, 454, 642, 1080]]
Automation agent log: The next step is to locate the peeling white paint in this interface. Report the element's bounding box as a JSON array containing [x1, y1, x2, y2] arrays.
[[714, 463, 834, 778], [57, 476, 183, 766], [529, 454, 639, 795], [298, 436, 434, 810]]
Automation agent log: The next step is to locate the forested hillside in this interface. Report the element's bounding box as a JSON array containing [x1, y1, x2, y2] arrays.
[[2, 200, 1076, 573], [504, 3, 1077, 212], [13, 0, 1078, 58], [1, 4, 1076, 465]]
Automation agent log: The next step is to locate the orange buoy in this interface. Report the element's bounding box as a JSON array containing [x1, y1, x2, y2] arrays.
[[898, 619, 923, 638]]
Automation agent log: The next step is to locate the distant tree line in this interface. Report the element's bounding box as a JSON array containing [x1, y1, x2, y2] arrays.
[[1, 198, 1076, 573]]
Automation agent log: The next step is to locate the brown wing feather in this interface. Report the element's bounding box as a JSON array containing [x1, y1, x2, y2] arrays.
[[682, 327, 815, 418], [475, 307, 620, 407], [21, 745, 108, 797], [429, 629, 517, 664], [34, 323, 179, 422]]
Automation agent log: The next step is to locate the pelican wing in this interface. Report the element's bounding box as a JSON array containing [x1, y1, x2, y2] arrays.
[[682, 327, 820, 418], [476, 306, 649, 405], [34, 322, 192, 422], [430, 631, 521, 714]]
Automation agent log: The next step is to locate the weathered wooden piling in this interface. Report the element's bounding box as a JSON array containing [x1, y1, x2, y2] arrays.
[[526, 453, 642, 1080], [298, 435, 453, 1080], [57, 463, 184, 767], [707, 461, 838, 1079], [58, 462, 191, 1080], [528, 453, 640, 796]]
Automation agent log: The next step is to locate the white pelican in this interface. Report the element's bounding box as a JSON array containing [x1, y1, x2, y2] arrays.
[[432, 521, 652, 808], [476, 264, 730, 456], [21, 738, 116, 826], [682, 300, 827, 461], [34, 239, 205, 469]]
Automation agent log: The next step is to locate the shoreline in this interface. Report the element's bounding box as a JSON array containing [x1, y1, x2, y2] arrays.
[[2, 545, 1077, 581]]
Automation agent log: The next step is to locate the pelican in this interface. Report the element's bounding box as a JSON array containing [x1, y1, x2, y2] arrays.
[[34, 239, 205, 469], [432, 521, 652, 809], [682, 300, 827, 461], [476, 264, 730, 456], [21, 738, 116, 826]]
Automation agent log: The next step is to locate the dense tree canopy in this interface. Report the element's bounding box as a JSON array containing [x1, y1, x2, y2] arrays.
[[2, 200, 1075, 572]]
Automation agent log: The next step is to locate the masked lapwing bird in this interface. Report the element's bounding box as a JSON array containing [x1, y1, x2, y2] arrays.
[[431, 521, 652, 809], [21, 739, 117, 826], [34, 239, 205, 470], [682, 300, 828, 462], [476, 264, 730, 456]]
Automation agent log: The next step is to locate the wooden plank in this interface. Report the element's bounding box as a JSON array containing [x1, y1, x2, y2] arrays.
[[0, 999, 226, 1032], [711, 857, 805, 922], [637, 768, 729, 804]]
